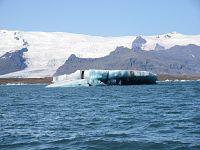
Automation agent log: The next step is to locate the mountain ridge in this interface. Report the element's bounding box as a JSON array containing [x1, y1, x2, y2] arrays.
[[0, 30, 200, 77], [55, 44, 200, 76]]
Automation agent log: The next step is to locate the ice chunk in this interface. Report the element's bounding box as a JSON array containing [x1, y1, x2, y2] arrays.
[[47, 79, 89, 87], [47, 69, 157, 87]]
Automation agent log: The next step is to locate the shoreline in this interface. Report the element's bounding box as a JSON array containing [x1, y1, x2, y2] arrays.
[[158, 74, 200, 81], [0, 75, 200, 84], [0, 77, 53, 84]]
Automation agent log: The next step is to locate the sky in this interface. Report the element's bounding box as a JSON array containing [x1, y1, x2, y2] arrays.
[[0, 0, 200, 36]]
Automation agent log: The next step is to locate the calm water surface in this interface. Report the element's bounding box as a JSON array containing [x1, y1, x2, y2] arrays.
[[0, 81, 200, 150]]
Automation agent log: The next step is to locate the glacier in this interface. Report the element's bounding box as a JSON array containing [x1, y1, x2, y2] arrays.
[[47, 70, 157, 87], [1, 30, 200, 78]]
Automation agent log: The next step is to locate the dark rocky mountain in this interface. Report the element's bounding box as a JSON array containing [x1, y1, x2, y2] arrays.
[[132, 36, 147, 51], [0, 48, 28, 75], [54, 44, 200, 76]]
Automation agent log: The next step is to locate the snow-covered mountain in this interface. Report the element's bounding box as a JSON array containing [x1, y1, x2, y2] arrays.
[[0, 30, 200, 77]]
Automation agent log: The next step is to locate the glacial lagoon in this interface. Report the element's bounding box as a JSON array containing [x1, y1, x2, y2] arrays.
[[0, 81, 200, 150]]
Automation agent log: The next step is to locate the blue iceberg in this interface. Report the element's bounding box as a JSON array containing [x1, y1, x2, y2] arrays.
[[47, 70, 157, 87]]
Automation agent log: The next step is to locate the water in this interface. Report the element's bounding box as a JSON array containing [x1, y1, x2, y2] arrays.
[[0, 81, 200, 150]]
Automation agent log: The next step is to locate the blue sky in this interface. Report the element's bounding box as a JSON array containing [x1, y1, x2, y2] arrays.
[[0, 0, 199, 36]]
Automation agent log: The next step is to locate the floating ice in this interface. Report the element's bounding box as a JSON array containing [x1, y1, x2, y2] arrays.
[[47, 70, 157, 87]]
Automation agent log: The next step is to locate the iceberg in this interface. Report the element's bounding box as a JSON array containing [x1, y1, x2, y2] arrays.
[[47, 70, 157, 87]]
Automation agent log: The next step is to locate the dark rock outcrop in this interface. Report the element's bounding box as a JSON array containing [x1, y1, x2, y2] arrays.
[[0, 48, 28, 75], [154, 43, 165, 50], [131, 36, 147, 51]]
